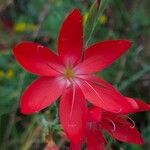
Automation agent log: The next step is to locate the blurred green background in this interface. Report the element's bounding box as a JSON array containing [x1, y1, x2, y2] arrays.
[[0, 0, 150, 149]]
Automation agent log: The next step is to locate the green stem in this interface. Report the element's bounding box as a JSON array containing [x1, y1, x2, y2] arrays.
[[118, 66, 150, 91], [1, 71, 26, 150], [84, 0, 109, 47]]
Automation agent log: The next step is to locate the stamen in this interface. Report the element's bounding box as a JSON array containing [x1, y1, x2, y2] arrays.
[[126, 116, 135, 128], [105, 118, 116, 132], [70, 84, 75, 117], [84, 80, 105, 104], [76, 76, 107, 89], [64, 67, 75, 79]]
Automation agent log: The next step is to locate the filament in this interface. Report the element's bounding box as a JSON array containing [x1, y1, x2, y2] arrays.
[[84, 80, 105, 104], [126, 116, 135, 128], [70, 84, 76, 117], [105, 118, 116, 132]]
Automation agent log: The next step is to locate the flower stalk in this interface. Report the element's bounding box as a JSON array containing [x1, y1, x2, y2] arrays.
[[84, 0, 110, 47]]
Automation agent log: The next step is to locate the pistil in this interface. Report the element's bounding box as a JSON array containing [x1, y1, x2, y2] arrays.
[[64, 67, 75, 79]]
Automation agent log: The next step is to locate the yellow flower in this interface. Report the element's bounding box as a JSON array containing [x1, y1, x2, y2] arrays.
[[26, 23, 36, 31], [13, 22, 26, 32], [6, 69, 15, 80], [99, 15, 108, 25], [0, 70, 5, 80], [83, 12, 89, 25], [13, 22, 36, 32], [83, 13, 108, 25]]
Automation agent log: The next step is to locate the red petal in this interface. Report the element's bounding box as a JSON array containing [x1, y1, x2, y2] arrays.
[[102, 112, 131, 126], [103, 120, 144, 144], [75, 40, 132, 74], [21, 77, 65, 114], [124, 97, 150, 113], [59, 85, 87, 144], [13, 42, 63, 76], [58, 9, 83, 65], [78, 77, 133, 113], [87, 123, 105, 150], [88, 106, 102, 122]]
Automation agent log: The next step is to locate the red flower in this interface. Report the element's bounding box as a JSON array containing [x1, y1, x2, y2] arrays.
[[14, 9, 137, 143], [70, 98, 150, 150]]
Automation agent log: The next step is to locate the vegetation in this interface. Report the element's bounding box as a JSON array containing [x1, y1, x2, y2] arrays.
[[0, 0, 150, 149]]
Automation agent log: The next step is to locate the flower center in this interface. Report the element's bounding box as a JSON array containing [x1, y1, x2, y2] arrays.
[[64, 68, 75, 79]]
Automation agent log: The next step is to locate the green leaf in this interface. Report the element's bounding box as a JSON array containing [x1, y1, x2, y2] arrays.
[[84, 0, 109, 47]]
